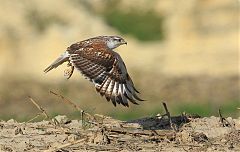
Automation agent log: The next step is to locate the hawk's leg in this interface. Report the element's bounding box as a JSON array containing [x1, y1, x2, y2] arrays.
[[64, 62, 74, 79]]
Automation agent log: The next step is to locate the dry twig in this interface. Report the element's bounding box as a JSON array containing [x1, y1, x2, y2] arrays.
[[27, 96, 49, 122], [49, 90, 98, 129], [107, 126, 175, 138], [50, 90, 93, 118], [26, 113, 41, 123], [218, 109, 231, 127], [162, 102, 178, 131]]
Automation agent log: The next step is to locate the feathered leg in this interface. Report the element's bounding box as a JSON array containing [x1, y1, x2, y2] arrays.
[[64, 62, 74, 79]]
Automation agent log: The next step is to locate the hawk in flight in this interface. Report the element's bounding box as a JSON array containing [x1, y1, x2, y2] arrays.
[[44, 36, 143, 107]]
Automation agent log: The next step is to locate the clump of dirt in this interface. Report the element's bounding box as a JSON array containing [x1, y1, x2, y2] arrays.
[[0, 114, 239, 152]]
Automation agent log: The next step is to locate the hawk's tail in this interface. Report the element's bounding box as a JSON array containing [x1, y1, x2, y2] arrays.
[[44, 52, 69, 73]]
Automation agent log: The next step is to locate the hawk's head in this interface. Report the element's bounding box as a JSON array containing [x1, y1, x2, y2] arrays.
[[104, 36, 127, 49]]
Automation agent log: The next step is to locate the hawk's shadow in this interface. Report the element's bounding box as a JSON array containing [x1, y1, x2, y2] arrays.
[[126, 114, 200, 130], [126, 102, 200, 130]]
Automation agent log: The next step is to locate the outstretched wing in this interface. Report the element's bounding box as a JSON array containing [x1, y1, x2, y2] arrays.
[[68, 45, 143, 107]]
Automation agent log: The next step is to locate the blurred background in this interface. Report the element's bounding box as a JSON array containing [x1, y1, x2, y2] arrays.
[[0, 0, 239, 121]]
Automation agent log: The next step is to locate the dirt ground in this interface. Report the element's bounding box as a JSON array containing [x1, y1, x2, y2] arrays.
[[0, 112, 239, 152]]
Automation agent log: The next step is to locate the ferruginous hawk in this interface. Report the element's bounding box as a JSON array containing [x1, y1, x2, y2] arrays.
[[44, 36, 143, 107]]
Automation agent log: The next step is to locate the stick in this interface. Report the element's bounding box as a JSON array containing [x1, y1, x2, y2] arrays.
[[28, 96, 49, 119], [107, 127, 175, 137], [162, 102, 177, 131], [218, 109, 230, 127], [50, 90, 93, 118], [26, 113, 41, 123], [50, 90, 98, 128]]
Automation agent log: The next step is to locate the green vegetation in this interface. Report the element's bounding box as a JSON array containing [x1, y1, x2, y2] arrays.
[[0, 77, 238, 122], [100, 2, 164, 41], [75, 0, 165, 41], [219, 101, 240, 117], [172, 101, 239, 118], [173, 102, 212, 117], [0, 101, 238, 122], [112, 101, 239, 121]]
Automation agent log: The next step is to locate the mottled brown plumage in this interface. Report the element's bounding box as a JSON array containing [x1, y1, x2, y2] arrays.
[[44, 36, 143, 107]]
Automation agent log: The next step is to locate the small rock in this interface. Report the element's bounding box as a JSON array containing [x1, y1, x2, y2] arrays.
[[52, 115, 71, 124], [7, 119, 17, 123]]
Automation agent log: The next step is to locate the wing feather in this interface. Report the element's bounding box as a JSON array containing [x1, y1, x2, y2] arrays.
[[68, 43, 143, 107], [105, 80, 115, 101], [100, 77, 111, 96]]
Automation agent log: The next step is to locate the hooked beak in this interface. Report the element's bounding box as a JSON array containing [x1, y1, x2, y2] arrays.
[[122, 40, 127, 45]]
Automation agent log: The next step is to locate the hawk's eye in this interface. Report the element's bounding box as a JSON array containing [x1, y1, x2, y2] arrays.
[[114, 38, 121, 42]]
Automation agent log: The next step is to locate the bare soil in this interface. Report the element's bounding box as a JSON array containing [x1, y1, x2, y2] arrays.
[[0, 113, 239, 152]]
